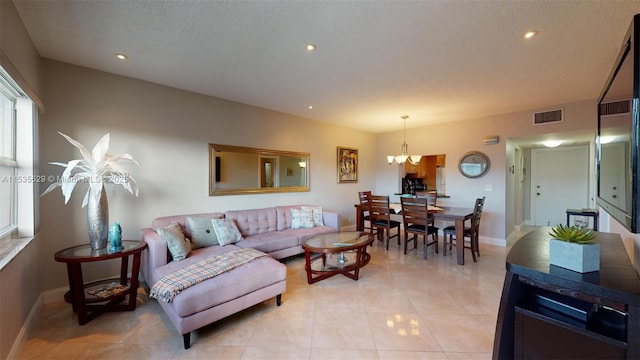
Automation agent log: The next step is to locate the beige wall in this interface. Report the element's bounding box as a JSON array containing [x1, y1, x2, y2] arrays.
[[603, 208, 640, 271], [0, 1, 41, 359], [0, 0, 41, 103], [38, 59, 377, 291]]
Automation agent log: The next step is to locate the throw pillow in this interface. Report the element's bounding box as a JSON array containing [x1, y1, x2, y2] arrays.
[[186, 216, 220, 249], [157, 223, 191, 261], [291, 208, 314, 229], [302, 205, 324, 227], [211, 218, 244, 245]]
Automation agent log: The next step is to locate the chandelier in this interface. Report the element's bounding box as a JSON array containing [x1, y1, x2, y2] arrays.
[[387, 115, 422, 165]]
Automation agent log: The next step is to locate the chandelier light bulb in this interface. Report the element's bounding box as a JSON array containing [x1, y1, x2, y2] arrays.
[[387, 115, 422, 165]]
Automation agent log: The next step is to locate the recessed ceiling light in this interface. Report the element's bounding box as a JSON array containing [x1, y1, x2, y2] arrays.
[[115, 53, 128, 60], [308, 105, 313, 110], [599, 136, 615, 144], [543, 140, 562, 148], [523, 31, 537, 39], [306, 44, 316, 51]]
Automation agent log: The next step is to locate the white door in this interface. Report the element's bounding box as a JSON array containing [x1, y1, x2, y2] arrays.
[[260, 156, 278, 188], [599, 142, 627, 210], [531, 145, 589, 227]]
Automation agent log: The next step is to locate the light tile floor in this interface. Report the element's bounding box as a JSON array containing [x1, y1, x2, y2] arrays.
[[16, 228, 535, 359]]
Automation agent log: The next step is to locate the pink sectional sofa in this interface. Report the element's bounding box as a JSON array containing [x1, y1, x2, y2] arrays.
[[140, 205, 339, 349]]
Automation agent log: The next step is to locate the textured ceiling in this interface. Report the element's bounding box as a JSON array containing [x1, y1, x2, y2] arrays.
[[13, 0, 640, 133]]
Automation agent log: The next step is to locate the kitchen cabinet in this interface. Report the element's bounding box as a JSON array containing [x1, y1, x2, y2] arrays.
[[402, 154, 445, 187], [402, 158, 423, 177]]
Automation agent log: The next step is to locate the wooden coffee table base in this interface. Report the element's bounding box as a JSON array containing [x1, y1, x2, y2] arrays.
[[303, 232, 373, 284]]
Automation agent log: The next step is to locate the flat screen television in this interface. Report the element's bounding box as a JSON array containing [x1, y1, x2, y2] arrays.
[[597, 14, 640, 233]]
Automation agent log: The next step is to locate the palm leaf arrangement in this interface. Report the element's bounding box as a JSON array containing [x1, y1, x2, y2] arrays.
[[548, 224, 596, 244], [42, 132, 139, 205]]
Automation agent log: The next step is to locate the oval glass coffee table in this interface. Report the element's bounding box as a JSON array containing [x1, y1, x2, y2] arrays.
[[302, 231, 374, 284]]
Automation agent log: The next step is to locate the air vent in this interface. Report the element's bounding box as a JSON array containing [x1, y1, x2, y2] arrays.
[[533, 109, 564, 125], [600, 99, 630, 116]]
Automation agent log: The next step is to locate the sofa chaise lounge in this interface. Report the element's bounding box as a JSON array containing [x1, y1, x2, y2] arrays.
[[140, 205, 339, 348]]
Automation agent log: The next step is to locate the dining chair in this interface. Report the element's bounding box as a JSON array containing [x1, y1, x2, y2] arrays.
[[358, 191, 372, 233], [400, 197, 439, 259], [416, 191, 437, 206], [416, 190, 437, 225], [442, 196, 485, 262], [368, 195, 401, 250]]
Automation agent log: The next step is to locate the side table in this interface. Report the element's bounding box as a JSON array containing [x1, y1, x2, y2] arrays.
[[54, 240, 147, 325], [566, 208, 599, 230]]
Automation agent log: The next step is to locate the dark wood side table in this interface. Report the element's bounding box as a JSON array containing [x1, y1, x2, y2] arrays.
[[54, 240, 147, 325], [566, 208, 599, 230]]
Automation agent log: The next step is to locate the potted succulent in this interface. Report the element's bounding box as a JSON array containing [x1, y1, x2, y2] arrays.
[[548, 224, 599, 273]]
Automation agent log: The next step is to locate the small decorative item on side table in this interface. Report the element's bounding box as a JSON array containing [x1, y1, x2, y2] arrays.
[[109, 222, 123, 252], [548, 224, 599, 273], [54, 240, 147, 325]]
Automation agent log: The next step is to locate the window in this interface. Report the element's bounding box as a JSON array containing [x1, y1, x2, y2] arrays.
[[0, 66, 34, 240], [0, 73, 18, 237]]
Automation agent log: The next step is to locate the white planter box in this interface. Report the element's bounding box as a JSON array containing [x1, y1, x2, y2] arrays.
[[549, 238, 600, 273]]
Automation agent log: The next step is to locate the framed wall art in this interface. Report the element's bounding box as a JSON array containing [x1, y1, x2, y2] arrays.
[[337, 146, 358, 183]]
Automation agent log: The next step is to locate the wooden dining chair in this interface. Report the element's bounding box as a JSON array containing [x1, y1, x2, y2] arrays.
[[358, 191, 372, 233], [400, 197, 439, 259], [416, 191, 437, 226], [443, 196, 485, 262], [368, 195, 400, 250], [416, 191, 437, 206]]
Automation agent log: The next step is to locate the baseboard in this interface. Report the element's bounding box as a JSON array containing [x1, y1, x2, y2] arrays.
[[8, 278, 130, 358], [42, 286, 68, 304], [8, 292, 44, 360], [479, 236, 506, 247]]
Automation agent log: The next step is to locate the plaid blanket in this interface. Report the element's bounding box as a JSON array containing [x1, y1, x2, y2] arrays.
[[149, 247, 269, 303]]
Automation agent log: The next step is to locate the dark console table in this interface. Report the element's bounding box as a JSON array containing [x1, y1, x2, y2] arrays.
[[566, 208, 599, 230], [493, 227, 640, 359]]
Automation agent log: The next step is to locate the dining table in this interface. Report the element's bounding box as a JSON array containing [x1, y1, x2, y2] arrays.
[[354, 203, 475, 265]]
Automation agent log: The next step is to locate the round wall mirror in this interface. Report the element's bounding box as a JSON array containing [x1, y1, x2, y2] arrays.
[[458, 151, 490, 178]]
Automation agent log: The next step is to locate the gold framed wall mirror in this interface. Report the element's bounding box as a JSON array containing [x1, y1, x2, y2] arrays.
[[209, 144, 310, 196]]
